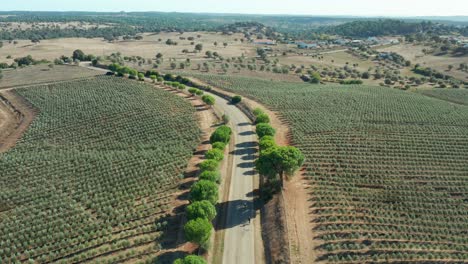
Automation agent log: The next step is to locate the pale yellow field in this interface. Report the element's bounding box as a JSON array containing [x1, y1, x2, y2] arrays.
[[0, 32, 253, 64], [378, 43, 468, 81]]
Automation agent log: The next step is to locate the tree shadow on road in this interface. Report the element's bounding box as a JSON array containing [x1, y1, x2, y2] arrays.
[[215, 199, 259, 230], [239, 130, 256, 136]]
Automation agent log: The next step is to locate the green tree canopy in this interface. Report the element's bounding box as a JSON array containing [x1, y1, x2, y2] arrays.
[[256, 123, 275, 138], [210, 125, 232, 144], [255, 113, 270, 124], [202, 95, 215, 106], [190, 180, 219, 205], [72, 49, 86, 61], [184, 218, 212, 248], [173, 255, 207, 264], [199, 170, 221, 183], [186, 200, 217, 221], [199, 159, 219, 172], [255, 146, 305, 187], [259, 135, 276, 151], [205, 149, 224, 161]]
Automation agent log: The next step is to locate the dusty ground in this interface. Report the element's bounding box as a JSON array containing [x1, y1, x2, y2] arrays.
[[0, 90, 37, 153], [0, 32, 252, 64], [0, 65, 101, 89], [378, 43, 468, 81]]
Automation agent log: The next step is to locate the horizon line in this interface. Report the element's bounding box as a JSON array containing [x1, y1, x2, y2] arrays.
[[0, 10, 467, 18]]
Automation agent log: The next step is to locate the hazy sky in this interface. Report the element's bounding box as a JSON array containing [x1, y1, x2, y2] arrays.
[[1, 0, 467, 16]]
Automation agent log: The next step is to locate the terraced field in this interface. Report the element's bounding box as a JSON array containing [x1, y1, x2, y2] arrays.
[[193, 74, 468, 263], [416, 88, 468, 106], [0, 76, 201, 263]]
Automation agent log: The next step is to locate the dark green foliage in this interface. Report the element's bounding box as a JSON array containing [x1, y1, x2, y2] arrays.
[[256, 123, 275, 138], [210, 125, 232, 144], [324, 19, 453, 38], [14, 55, 35, 66], [72, 49, 85, 61], [199, 159, 219, 172], [186, 200, 217, 221], [259, 136, 276, 151], [256, 146, 305, 186], [202, 94, 215, 106], [253, 108, 264, 116], [310, 72, 321, 84], [173, 255, 207, 264], [204, 149, 224, 161], [231, 95, 242, 104], [199, 171, 221, 183], [212, 142, 226, 150], [184, 218, 212, 247], [340, 79, 363, 85], [189, 180, 219, 205], [255, 113, 270, 124]]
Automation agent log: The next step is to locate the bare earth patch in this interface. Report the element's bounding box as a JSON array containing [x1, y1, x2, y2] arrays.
[[0, 90, 37, 153]]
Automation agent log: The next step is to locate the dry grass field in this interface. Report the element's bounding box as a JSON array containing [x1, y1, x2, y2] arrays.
[[0, 65, 102, 89], [378, 43, 468, 81], [0, 32, 252, 64]]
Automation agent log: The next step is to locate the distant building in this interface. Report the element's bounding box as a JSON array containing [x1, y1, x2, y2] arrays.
[[253, 39, 276, 45]]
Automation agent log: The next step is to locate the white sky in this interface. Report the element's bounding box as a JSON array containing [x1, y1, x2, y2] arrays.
[[1, 0, 467, 17]]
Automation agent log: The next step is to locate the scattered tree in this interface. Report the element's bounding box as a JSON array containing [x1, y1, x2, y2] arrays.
[[256, 146, 305, 188]]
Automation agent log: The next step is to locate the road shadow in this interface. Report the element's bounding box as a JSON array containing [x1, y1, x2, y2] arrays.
[[230, 147, 257, 156], [239, 131, 256, 136], [237, 161, 255, 168], [235, 141, 258, 148], [237, 122, 252, 127], [216, 199, 258, 230], [243, 170, 256, 176], [241, 155, 256, 161]]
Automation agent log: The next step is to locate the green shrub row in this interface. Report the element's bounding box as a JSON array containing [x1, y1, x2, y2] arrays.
[[182, 125, 231, 253], [253, 110, 304, 190]]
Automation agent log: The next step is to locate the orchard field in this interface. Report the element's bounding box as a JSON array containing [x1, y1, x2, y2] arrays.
[[416, 88, 468, 106], [193, 74, 468, 263], [0, 76, 201, 263]]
